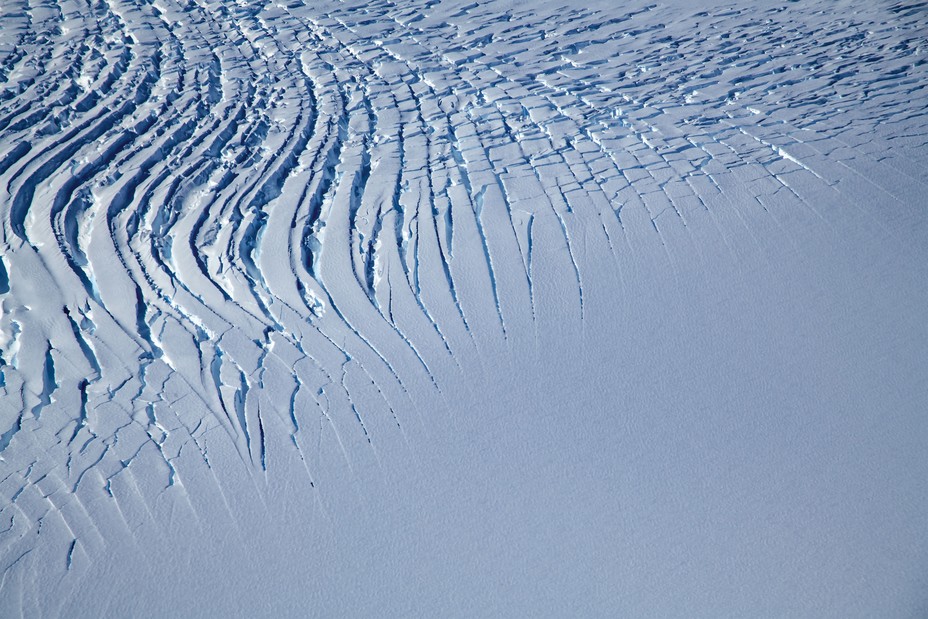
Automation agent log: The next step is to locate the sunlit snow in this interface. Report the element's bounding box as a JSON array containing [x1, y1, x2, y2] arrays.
[[1, 0, 927, 616]]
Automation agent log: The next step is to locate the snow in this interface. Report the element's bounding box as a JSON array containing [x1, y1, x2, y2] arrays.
[[1, 0, 927, 616]]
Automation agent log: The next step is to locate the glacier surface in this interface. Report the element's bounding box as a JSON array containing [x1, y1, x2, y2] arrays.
[[1, 0, 927, 616]]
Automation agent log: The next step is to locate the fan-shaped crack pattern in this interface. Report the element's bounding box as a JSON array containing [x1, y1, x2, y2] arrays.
[[0, 0, 927, 615]]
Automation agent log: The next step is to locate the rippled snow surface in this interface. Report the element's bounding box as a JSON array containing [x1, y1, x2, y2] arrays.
[[1, 0, 927, 616]]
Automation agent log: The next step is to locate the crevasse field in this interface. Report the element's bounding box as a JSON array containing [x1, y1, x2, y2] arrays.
[[1, 0, 926, 616]]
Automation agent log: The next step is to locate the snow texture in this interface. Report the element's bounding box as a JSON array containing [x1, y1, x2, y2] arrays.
[[1, 0, 927, 616]]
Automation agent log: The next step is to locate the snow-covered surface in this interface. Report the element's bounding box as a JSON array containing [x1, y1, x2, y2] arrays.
[[1, 0, 927, 615]]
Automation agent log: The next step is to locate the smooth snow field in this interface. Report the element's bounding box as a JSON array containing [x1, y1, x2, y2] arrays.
[[1, 0, 927, 616]]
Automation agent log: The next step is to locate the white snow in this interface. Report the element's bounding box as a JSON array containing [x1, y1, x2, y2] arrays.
[[1, 0, 927, 616]]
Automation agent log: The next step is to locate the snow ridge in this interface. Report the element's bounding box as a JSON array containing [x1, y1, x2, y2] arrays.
[[1, 0, 927, 615]]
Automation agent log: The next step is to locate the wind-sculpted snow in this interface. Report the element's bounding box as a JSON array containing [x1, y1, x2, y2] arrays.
[[1, 0, 927, 616]]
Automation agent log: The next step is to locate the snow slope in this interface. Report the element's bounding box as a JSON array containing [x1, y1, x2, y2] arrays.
[[1, 0, 927, 616]]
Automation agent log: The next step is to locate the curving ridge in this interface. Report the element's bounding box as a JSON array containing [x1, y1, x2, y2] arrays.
[[1, 0, 927, 616]]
